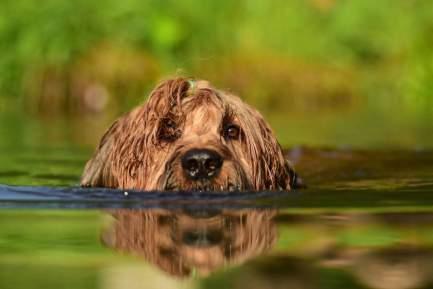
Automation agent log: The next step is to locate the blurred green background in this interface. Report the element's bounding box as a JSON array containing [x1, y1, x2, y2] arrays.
[[1, 0, 433, 149]]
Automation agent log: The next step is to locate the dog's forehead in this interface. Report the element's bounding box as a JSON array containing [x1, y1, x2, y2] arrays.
[[183, 86, 223, 108], [184, 101, 222, 132]]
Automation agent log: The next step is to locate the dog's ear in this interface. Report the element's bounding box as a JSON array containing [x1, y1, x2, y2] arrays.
[[81, 77, 191, 189], [247, 115, 297, 191], [145, 77, 191, 117], [270, 148, 297, 191], [80, 118, 121, 188]]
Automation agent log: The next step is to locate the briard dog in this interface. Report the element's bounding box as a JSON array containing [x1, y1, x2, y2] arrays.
[[81, 77, 299, 191]]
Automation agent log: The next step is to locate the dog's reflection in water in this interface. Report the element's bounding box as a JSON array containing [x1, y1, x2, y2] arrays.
[[102, 209, 276, 277]]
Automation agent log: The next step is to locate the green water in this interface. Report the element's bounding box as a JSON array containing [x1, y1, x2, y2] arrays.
[[1, 104, 433, 289], [2, 207, 433, 289], [1, 154, 433, 289]]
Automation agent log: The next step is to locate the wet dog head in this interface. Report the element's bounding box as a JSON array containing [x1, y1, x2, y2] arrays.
[[81, 78, 297, 191]]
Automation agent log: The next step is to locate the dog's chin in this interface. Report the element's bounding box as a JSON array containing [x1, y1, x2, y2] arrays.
[[163, 178, 243, 192]]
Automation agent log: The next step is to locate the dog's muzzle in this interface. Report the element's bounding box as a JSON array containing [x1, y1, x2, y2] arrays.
[[181, 149, 223, 181]]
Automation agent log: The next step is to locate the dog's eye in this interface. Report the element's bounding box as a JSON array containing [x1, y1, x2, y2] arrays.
[[165, 119, 176, 128], [223, 124, 241, 140], [158, 118, 181, 142]]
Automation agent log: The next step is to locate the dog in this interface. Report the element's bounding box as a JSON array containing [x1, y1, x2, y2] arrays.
[[81, 77, 299, 191], [102, 209, 277, 277]]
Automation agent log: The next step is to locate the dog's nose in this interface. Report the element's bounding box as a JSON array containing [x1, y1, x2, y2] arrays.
[[181, 149, 223, 180]]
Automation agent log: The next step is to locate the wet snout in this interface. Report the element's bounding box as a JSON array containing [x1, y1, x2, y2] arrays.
[[181, 149, 223, 180]]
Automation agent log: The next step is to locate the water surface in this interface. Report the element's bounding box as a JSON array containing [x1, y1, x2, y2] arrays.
[[1, 146, 433, 289]]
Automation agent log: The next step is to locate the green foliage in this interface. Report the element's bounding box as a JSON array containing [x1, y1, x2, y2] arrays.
[[0, 0, 432, 148], [1, 0, 433, 97]]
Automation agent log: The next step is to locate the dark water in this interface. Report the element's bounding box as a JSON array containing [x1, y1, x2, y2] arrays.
[[1, 147, 433, 289]]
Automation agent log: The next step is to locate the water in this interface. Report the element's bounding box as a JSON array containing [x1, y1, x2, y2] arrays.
[[1, 100, 433, 289], [1, 143, 433, 289]]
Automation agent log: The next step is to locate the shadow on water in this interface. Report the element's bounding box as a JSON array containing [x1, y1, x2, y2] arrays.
[[1, 148, 433, 289]]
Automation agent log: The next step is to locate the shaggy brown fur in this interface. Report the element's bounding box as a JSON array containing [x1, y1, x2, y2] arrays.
[[102, 209, 277, 277], [81, 77, 298, 191]]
